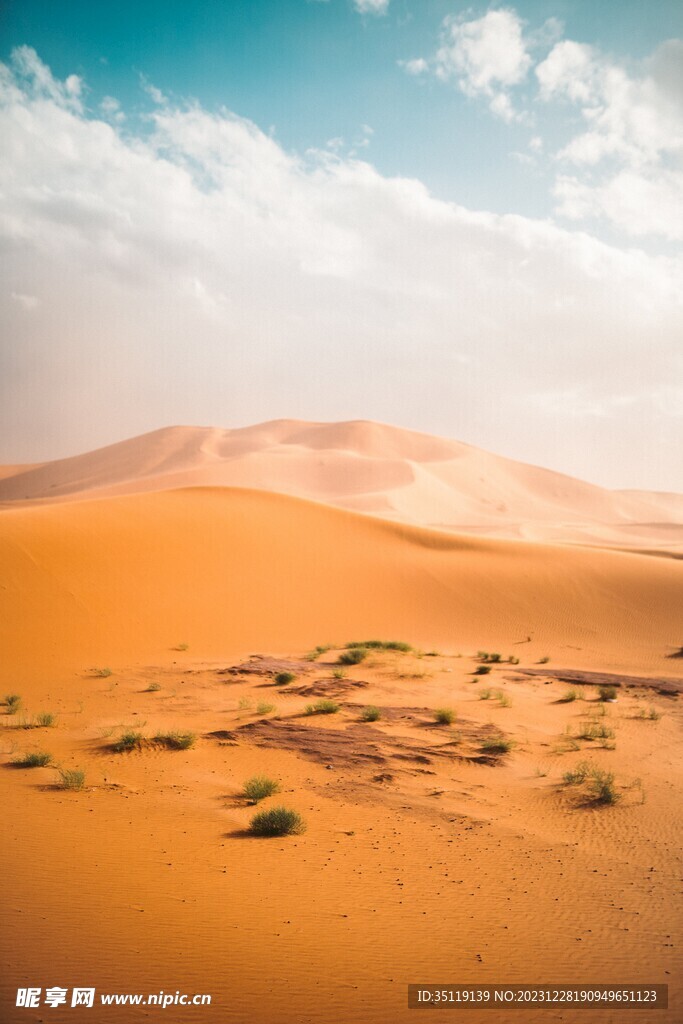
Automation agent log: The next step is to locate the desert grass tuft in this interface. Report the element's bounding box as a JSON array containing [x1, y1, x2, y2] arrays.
[[304, 644, 331, 661], [480, 734, 513, 755], [360, 706, 382, 722], [338, 647, 367, 666], [154, 731, 196, 750], [242, 775, 280, 803], [563, 760, 591, 785], [59, 768, 86, 790], [14, 751, 52, 768], [249, 806, 306, 837], [474, 665, 492, 676], [256, 702, 277, 715], [433, 707, 456, 725], [145, 682, 161, 692], [274, 672, 296, 685], [4, 694, 22, 714], [304, 699, 340, 716], [93, 668, 113, 678], [587, 769, 620, 805], [597, 685, 618, 702], [34, 712, 55, 727], [347, 640, 412, 653], [112, 730, 145, 752]]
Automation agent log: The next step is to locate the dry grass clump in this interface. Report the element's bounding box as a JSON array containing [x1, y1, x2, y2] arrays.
[[433, 707, 456, 725], [243, 775, 280, 803], [112, 730, 145, 752], [14, 751, 53, 768], [249, 807, 306, 837], [154, 731, 196, 749], [338, 647, 367, 666], [347, 640, 412, 653], [480, 734, 513, 756], [304, 699, 340, 715], [59, 768, 86, 790], [360, 706, 382, 722]]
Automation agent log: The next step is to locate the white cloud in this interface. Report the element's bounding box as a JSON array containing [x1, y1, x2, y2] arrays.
[[100, 95, 125, 123], [403, 8, 683, 241], [434, 9, 531, 120], [0, 47, 681, 488], [537, 37, 683, 238], [353, 0, 389, 15], [400, 57, 428, 76], [11, 291, 39, 310]]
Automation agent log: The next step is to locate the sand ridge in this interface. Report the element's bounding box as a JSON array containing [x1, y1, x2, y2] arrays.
[[1, 419, 681, 549]]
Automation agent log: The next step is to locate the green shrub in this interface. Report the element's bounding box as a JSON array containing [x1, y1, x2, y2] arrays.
[[304, 644, 331, 661], [256, 702, 276, 715], [339, 647, 367, 665], [579, 722, 614, 742], [34, 712, 55, 727], [15, 751, 52, 768], [4, 694, 22, 714], [475, 665, 492, 675], [588, 769, 620, 805], [274, 672, 296, 685], [360, 706, 381, 722], [154, 731, 196, 750], [480, 735, 512, 755], [113, 731, 145, 752], [598, 685, 618, 702], [434, 707, 455, 725], [243, 775, 280, 803], [304, 699, 340, 715], [59, 769, 86, 790], [487, 653, 502, 663], [347, 640, 412, 652], [249, 806, 306, 837], [476, 651, 489, 661], [563, 761, 591, 785]]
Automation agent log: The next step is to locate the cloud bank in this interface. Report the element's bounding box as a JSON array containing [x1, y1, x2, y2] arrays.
[[403, 7, 683, 241], [1, 47, 681, 488]]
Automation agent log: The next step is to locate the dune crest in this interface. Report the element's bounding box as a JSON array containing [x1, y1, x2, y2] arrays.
[[0, 419, 681, 549]]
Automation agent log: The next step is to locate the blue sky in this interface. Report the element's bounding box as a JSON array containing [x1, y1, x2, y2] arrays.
[[0, 2, 681, 487], [2, 0, 681, 219]]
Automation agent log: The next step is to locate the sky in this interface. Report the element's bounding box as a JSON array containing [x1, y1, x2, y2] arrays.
[[0, 0, 681, 489]]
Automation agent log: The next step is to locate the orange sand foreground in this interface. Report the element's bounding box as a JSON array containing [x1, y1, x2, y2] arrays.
[[1, 423, 681, 1023]]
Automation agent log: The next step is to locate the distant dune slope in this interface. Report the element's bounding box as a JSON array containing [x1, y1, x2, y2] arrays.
[[0, 420, 681, 549], [0, 487, 680, 675]]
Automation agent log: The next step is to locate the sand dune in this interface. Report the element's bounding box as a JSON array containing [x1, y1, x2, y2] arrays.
[[1, 420, 681, 549], [1, 484, 681, 1024], [1, 486, 681, 676]]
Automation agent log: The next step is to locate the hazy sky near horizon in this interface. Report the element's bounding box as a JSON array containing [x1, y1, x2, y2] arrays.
[[1, 0, 681, 489]]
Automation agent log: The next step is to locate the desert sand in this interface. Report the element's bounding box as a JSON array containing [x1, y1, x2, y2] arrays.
[[1, 420, 681, 549], [1, 422, 681, 1024]]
